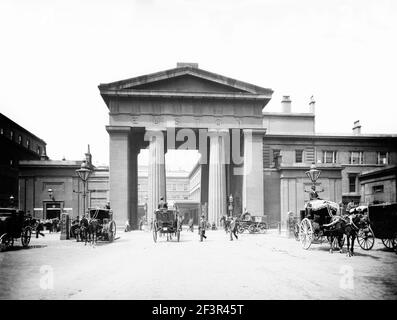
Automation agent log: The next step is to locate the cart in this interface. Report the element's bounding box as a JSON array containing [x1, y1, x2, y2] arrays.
[[363, 203, 397, 253], [87, 208, 117, 242], [237, 213, 267, 234], [152, 208, 182, 242], [298, 199, 341, 250], [0, 208, 32, 251]]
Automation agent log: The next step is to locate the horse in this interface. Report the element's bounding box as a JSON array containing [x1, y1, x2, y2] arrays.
[[323, 215, 347, 254], [86, 219, 101, 246], [344, 213, 368, 257], [79, 216, 89, 244]]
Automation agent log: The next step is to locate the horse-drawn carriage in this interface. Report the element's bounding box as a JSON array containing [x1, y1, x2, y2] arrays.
[[356, 203, 397, 253], [236, 213, 267, 234], [152, 208, 182, 242], [87, 208, 117, 242], [0, 208, 32, 251], [298, 199, 341, 249]]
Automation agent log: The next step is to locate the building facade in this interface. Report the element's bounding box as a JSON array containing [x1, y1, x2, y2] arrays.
[[0, 113, 47, 207]]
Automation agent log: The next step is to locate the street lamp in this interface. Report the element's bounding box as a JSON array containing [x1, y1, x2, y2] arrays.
[[76, 160, 92, 218], [9, 195, 14, 208], [305, 163, 321, 187], [228, 194, 234, 217], [48, 188, 55, 201], [144, 195, 148, 223]]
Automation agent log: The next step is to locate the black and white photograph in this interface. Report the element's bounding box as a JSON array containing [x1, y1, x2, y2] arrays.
[[0, 0, 396, 308]]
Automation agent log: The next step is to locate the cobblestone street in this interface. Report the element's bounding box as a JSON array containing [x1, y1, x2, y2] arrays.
[[0, 228, 396, 300]]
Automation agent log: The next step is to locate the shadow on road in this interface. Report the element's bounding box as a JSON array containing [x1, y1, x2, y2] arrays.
[[1, 244, 47, 252]]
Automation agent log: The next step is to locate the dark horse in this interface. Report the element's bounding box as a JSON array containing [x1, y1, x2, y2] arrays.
[[86, 219, 101, 246], [324, 213, 368, 256]]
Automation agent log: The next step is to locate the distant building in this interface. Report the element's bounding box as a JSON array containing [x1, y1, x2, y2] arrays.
[[0, 113, 47, 207]]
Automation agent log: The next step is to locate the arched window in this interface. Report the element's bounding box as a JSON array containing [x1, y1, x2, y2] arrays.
[[18, 135, 22, 144], [37, 146, 41, 154], [26, 139, 30, 149]]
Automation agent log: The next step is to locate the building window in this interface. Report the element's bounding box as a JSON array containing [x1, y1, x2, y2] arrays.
[[0, 128, 3, 135], [372, 185, 384, 193], [348, 174, 357, 193], [10, 130, 14, 140], [349, 151, 363, 164], [18, 135, 22, 144], [323, 151, 337, 164], [26, 139, 30, 149], [37, 146, 41, 155], [377, 152, 389, 165], [295, 150, 303, 163]]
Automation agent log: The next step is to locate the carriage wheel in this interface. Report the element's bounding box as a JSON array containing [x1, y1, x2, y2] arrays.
[[237, 224, 245, 234], [382, 238, 396, 250], [357, 227, 375, 250], [299, 218, 313, 250], [107, 221, 116, 243], [248, 224, 256, 233], [21, 227, 32, 248], [259, 223, 267, 234], [0, 233, 11, 252]]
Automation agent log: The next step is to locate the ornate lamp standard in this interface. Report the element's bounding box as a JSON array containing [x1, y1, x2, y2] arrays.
[[228, 194, 234, 217], [75, 160, 92, 218], [305, 163, 321, 188], [48, 188, 55, 201], [9, 195, 15, 208]]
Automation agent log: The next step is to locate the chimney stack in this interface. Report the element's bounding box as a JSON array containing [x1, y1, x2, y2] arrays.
[[353, 120, 361, 135], [309, 95, 315, 113], [281, 95, 292, 113], [85, 144, 92, 167]]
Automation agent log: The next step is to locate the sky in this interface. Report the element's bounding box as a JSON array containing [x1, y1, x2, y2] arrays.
[[1, 0, 396, 170]]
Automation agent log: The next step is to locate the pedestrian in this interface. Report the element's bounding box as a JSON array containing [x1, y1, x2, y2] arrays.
[[125, 220, 131, 232], [188, 218, 194, 232], [229, 217, 238, 241], [199, 215, 207, 241], [36, 220, 45, 238]]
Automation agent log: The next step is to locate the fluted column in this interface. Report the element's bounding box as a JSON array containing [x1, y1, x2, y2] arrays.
[[147, 130, 166, 223], [208, 129, 227, 227]]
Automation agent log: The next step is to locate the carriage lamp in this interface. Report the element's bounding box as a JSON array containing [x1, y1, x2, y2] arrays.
[[305, 163, 321, 186], [76, 160, 92, 218], [48, 188, 55, 201]]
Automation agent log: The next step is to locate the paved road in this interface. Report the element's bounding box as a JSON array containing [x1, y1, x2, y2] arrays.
[[0, 228, 396, 299]]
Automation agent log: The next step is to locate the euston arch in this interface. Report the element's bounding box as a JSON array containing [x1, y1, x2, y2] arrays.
[[98, 63, 273, 228]]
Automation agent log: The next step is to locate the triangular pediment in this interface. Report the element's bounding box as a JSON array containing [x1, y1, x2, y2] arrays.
[[99, 65, 273, 96], [129, 74, 246, 93]]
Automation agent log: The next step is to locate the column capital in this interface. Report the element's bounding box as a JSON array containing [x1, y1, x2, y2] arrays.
[[243, 128, 266, 136], [106, 126, 131, 135]]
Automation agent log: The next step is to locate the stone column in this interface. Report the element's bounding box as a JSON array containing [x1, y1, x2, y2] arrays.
[[242, 129, 265, 216], [107, 126, 131, 228], [129, 143, 139, 229], [208, 129, 227, 227], [147, 130, 166, 223]]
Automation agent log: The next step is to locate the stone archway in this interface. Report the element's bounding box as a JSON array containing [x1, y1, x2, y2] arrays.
[[99, 63, 273, 228]]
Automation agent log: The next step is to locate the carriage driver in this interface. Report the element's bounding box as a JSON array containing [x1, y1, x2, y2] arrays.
[[305, 185, 324, 201], [158, 196, 168, 210]]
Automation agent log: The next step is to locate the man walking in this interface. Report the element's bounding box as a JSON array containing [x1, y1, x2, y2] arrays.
[[36, 220, 45, 238], [229, 216, 238, 241], [199, 215, 207, 241]]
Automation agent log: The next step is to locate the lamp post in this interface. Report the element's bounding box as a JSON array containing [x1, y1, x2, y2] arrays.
[[228, 194, 234, 217], [76, 160, 92, 218], [48, 188, 55, 201], [9, 195, 14, 208], [305, 163, 321, 187], [144, 195, 148, 223]]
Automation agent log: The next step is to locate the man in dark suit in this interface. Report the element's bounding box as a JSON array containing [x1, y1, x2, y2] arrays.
[[229, 217, 238, 241], [199, 215, 207, 241]]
